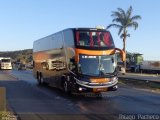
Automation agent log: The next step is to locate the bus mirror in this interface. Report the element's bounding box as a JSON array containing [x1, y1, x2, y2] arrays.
[[115, 48, 126, 62], [121, 51, 126, 62], [70, 58, 75, 63]]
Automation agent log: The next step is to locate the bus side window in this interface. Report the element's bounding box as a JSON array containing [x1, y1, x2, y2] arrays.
[[100, 34, 106, 46], [79, 32, 90, 46], [104, 32, 111, 46], [93, 36, 98, 46]]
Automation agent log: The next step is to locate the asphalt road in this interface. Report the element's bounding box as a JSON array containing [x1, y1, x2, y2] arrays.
[[0, 70, 160, 120]]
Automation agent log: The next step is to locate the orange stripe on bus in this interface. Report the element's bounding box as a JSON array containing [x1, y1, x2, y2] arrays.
[[75, 48, 115, 55], [75, 48, 115, 61]]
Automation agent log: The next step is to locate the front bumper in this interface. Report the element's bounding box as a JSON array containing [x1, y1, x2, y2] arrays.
[[1, 66, 12, 70], [74, 77, 118, 92]]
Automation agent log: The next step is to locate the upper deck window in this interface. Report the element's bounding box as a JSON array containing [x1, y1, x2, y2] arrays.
[[76, 31, 115, 48]]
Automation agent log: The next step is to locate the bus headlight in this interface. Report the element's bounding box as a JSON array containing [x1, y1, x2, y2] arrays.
[[112, 77, 118, 82]]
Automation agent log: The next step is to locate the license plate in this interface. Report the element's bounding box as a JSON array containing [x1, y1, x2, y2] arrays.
[[93, 88, 108, 92]]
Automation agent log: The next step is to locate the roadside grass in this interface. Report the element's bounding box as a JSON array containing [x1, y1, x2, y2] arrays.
[[0, 111, 17, 120], [118, 79, 160, 93]]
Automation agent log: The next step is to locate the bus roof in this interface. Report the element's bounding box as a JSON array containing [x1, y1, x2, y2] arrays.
[[34, 28, 108, 42], [73, 28, 107, 31]]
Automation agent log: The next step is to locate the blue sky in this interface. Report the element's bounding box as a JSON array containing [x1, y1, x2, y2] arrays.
[[0, 0, 159, 60]]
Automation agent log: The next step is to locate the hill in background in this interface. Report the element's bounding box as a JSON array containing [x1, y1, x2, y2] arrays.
[[0, 49, 33, 64]]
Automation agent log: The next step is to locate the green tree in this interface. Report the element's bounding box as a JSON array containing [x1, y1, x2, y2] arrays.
[[107, 6, 141, 71]]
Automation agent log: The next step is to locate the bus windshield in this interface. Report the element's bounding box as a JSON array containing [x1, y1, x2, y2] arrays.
[[78, 54, 117, 77], [1, 59, 11, 62], [76, 31, 115, 48]]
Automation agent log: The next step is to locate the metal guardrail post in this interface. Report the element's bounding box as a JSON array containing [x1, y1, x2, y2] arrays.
[[0, 87, 6, 111]]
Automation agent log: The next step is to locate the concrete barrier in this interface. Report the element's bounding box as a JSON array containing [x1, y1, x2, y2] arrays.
[[0, 87, 6, 111]]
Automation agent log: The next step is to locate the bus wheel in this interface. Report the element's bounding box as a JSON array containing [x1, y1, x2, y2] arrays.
[[39, 74, 44, 85], [37, 73, 41, 85], [63, 81, 71, 94], [63, 81, 68, 93]]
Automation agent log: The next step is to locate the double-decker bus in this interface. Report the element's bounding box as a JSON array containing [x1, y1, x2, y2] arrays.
[[33, 28, 125, 93], [0, 57, 12, 70]]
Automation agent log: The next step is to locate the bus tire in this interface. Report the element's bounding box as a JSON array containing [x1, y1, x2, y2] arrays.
[[63, 80, 71, 94], [39, 73, 45, 85], [63, 81, 68, 93], [37, 72, 41, 85]]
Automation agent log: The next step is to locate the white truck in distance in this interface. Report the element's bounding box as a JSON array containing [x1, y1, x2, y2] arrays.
[[0, 57, 12, 70], [140, 61, 160, 73]]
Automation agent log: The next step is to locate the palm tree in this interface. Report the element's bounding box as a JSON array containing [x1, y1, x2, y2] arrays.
[[107, 6, 141, 71]]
